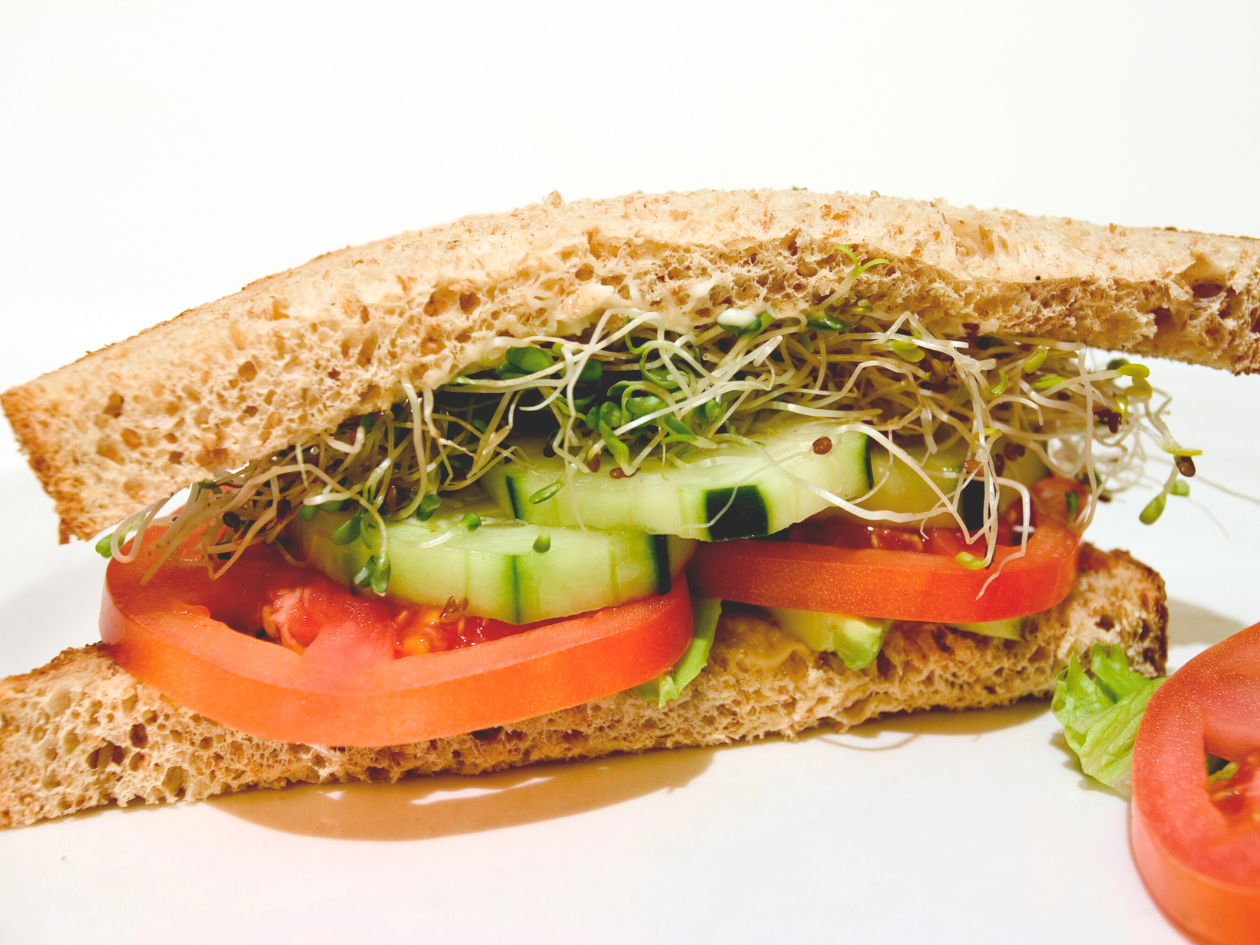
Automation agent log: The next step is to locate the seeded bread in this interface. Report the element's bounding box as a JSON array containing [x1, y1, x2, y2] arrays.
[[4, 189, 1259, 542], [0, 543, 1165, 829]]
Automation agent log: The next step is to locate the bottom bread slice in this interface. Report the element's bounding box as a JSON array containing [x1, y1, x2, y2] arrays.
[[0, 544, 1166, 829]]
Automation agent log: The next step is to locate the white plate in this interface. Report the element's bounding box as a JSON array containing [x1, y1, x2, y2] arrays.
[[1, 360, 1256, 944]]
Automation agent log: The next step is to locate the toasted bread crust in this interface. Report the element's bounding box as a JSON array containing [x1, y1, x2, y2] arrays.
[[0, 544, 1165, 829], [4, 189, 1259, 541]]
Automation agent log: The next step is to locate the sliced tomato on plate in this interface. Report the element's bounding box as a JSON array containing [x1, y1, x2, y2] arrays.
[[100, 532, 693, 747], [1131, 622, 1260, 945], [687, 479, 1082, 623]]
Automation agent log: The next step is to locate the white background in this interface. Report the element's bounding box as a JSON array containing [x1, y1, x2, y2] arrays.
[[2, 3, 1259, 943]]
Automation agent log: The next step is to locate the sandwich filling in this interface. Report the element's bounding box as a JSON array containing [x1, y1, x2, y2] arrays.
[[96, 249, 1197, 743]]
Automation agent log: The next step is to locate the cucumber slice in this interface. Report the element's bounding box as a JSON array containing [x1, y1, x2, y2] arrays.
[[484, 421, 872, 541], [859, 442, 967, 523], [286, 498, 696, 625], [766, 608, 890, 670], [856, 441, 1049, 527]]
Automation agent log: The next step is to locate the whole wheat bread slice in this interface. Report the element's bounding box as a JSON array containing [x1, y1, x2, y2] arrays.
[[5, 189, 1259, 541], [0, 544, 1165, 829]]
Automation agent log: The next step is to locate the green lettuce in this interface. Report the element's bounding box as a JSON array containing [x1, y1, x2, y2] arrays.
[[1052, 644, 1165, 797], [636, 598, 721, 706]]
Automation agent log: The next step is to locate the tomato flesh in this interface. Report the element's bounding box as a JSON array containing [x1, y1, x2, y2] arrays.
[[261, 577, 520, 658], [687, 517, 1079, 623], [688, 475, 1083, 623], [1132, 622, 1260, 945], [100, 533, 694, 747]]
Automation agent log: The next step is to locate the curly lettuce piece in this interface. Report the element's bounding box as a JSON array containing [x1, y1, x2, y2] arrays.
[[1052, 643, 1165, 797]]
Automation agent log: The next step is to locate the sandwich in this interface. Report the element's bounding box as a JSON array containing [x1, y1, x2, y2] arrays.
[[1, 188, 1256, 829]]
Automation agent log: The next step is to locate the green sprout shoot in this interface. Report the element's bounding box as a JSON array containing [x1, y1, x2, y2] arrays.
[[529, 481, 564, 504]]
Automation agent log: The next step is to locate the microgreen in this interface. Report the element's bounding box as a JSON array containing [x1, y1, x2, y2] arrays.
[[717, 308, 774, 336], [891, 340, 924, 362], [94, 530, 125, 558], [1030, 374, 1065, 391], [332, 508, 363, 544], [415, 494, 441, 521], [503, 345, 555, 375], [354, 551, 390, 594], [807, 313, 851, 332], [1023, 346, 1048, 373], [1139, 493, 1166, 525], [835, 245, 889, 278], [529, 481, 563, 504]]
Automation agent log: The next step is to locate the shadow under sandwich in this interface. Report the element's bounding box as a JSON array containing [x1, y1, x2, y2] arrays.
[[208, 742, 714, 841]]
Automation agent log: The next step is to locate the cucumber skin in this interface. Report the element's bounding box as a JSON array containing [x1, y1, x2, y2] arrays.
[[961, 480, 985, 531], [703, 486, 769, 541], [652, 534, 672, 595], [858, 441, 1049, 528], [504, 476, 523, 519], [484, 428, 872, 541], [287, 511, 695, 625]]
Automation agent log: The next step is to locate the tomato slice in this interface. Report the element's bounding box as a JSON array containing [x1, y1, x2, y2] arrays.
[[1131, 622, 1260, 945], [1028, 474, 1090, 525], [100, 533, 694, 747], [687, 518, 1079, 623]]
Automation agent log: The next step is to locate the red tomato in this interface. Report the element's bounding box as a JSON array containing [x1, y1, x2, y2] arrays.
[[100, 533, 694, 747], [1028, 475, 1090, 528], [1131, 622, 1260, 945], [687, 518, 1079, 623], [260, 578, 520, 657]]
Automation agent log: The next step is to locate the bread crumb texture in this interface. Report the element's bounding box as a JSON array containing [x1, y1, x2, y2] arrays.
[[0, 544, 1165, 829], [3, 189, 1258, 541]]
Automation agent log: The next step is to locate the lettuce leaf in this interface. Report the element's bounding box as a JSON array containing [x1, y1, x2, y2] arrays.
[[635, 598, 721, 706], [1052, 644, 1165, 797]]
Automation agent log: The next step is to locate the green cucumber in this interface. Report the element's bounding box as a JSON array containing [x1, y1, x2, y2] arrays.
[[484, 420, 872, 541], [287, 498, 696, 625], [856, 441, 1049, 527], [858, 442, 966, 524]]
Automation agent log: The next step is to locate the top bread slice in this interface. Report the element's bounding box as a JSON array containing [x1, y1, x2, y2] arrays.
[[5, 188, 1260, 541]]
